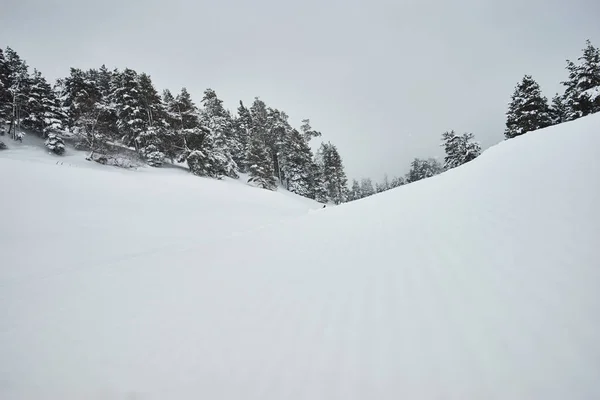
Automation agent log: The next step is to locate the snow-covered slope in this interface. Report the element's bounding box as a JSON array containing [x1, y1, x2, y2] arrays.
[[1, 114, 600, 399]]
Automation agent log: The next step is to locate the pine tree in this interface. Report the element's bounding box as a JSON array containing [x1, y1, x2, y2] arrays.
[[199, 88, 238, 178], [349, 179, 362, 201], [22, 69, 64, 136], [441, 130, 481, 169], [4, 47, 31, 140], [233, 101, 252, 172], [318, 142, 348, 204], [45, 133, 65, 155], [279, 128, 314, 196], [159, 89, 180, 160], [405, 158, 443, 183], [0, 48, 11, 131], [59, 67, 102, 133], [549, 93, 568, 125], [562, 40, 600, 119], [360, 178, 375, 197], [505, 75, 551, 139], [310, 160, 329, 203], [112, 68, 145, 147], [246, 134, 276, 190], [136, 73, 168, 166], [390, 176, 405, 188]]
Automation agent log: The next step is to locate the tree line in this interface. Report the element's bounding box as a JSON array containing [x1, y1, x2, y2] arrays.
[[1, 40, 599, 204], [348, 39, 600, 202], [0, 47, 348, 203]]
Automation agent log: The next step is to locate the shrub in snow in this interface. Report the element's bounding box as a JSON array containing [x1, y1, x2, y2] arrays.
[[186, 149, 233, 179], [86, 153, 139, 169], [0, 140, 6, 150], [141, 144, 165, 167], [45, 133, 65, 155]]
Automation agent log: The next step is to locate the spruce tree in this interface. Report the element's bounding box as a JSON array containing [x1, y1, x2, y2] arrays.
[[160, 89, 181, 161], [405, 158, 443, 183], [505, 75, 551, 139], [318, 142, 348, 204], [247, 134, 276, 190], [233, 101, 252, 172], [390, 176, 405, 188], [4, 47, 31, 140], [562, 40, 600, 119], [360, 178, 375, 197], [59, 68, 102, 133], [349, 179, 362, 201], [136, 73, 168, 166], [112, 68, 145, 147], [549, 93, 568, 125], [199, 88, 238, 178], [22, 69, 63, 136], [279, 128, 314, 196], [0, 48, 11, 130], [441, 130, 481, 169], [45, 133, 65, 155], [310, 160, 329, 203]]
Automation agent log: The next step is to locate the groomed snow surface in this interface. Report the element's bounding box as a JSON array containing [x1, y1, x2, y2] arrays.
[[1, 115, 600, 399]]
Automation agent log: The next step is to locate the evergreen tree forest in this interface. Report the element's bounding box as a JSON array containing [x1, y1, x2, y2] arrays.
[[0, 46, 348, 204], [1, 39, 599, 204]]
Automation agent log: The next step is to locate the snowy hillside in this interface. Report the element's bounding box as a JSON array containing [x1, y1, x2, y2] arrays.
[[1, 114, 600, 399]]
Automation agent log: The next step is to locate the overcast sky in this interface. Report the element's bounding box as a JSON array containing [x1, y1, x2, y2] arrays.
[[2, 0, 599, 180]]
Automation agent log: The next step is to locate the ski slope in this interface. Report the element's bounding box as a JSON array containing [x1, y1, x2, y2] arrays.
[[1, 114, 600, 399]]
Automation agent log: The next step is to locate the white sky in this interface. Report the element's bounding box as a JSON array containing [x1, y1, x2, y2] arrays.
[[2, 0, 599, 180]]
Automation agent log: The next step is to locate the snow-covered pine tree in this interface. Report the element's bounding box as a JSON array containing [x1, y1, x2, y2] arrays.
[[59, 68, 103, 133], [505, 75, 551, 139], [405, 158, 443, 183], [0, 48, 11, 132], [441, 130, 481, 170], [3, 47, 31, 140], [233, 101, 252, 172], [22, 69, 64, 136], [310, 160, 329, 203], [390, 176, 405, 188], [167, 88, 216, 177], [562, 40, 600, 120], [382, 174, 390, 192], [45, 133, 65, 155], [246, 134, 276, 190], [136, 73, 168, 166], [349, 179, 362, 201], [549, 93, 568, 125], [318, 142, 348, 204], [279, 128, 314, 196], [160, 89, 181, 161], [112, 68, 145, 148], [58, 69, 112, 156], [198, 88, 238, 178], [266, 108, 290, 183], [360, 178, 375, 197], [375, 174, 391, 193]]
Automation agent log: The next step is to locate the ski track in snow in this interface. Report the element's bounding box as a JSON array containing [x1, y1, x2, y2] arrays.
[[1, 115, 600, 399]]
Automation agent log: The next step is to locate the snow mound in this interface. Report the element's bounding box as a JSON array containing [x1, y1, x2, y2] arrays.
[[1, 114, 600, 399]]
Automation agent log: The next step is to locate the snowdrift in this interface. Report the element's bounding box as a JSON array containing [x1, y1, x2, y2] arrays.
[[1, 114, 600, 399]]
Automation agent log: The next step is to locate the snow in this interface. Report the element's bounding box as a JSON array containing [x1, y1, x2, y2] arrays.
[[1, 114, 600, 399]]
